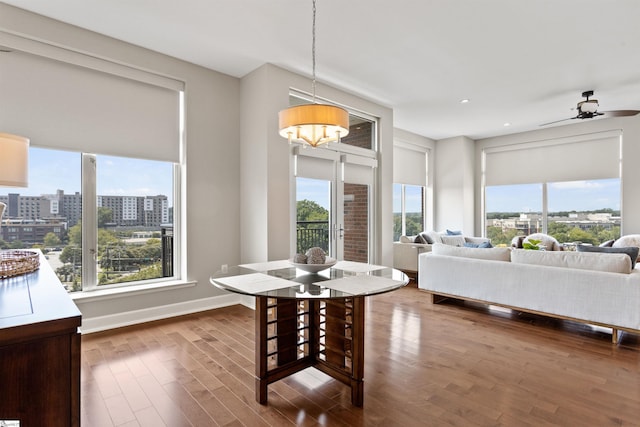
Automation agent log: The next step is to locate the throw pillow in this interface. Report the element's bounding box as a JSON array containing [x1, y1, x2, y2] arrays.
[[446, 229, 462, 235], [414, 234, 426, 244], [612, 235, 640, 254], [511, 235, 525, 248], [421, 231, 442, 244], [524, 233, 561, 251], [464, 241, 493, 248], [599, 239, 615, 248], [576, 244, 639, 269], [440, 235, 466, 247]]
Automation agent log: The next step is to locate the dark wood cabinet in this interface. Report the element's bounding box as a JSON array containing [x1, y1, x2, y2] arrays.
[[0, 252, 82, 426]]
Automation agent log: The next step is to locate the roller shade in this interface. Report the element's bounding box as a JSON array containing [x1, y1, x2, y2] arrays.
[[484, 131, 621, 186], [294, 147, 339, 180], [0, 49, 181, 162], [342, 154, 377, 185], [393, 142, 427, 186]]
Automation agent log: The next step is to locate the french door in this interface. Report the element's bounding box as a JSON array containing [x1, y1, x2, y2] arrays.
[[294, 147, 376, 263]]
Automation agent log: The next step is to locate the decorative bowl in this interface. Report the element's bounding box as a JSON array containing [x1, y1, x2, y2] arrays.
[[289, 257, 337, 273]]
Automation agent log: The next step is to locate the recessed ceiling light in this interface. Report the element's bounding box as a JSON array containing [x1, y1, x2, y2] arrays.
[[460, 99, 470, 104], [503, 122, 511, 127]]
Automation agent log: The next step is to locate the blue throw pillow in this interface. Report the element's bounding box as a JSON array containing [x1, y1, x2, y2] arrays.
[[464, 241, 493, 248], [576, 244, 639, 269], [446, 229, 462, 235]]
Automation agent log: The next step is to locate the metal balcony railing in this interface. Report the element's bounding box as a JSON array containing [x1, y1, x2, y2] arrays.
[[296, 221, 329, 254]]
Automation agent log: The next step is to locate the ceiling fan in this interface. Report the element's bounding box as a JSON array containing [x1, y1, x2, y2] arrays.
[[540, 90, 640, 126]]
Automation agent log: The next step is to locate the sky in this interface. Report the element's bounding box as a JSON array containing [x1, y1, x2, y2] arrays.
[[0, 147, 174, 205], [486, 179, 621, 213], [300, 178, 621, 215], [13, 150, 615, 215]]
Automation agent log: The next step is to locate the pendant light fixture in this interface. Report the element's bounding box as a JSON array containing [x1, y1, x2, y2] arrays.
[[278, 0, 349, 148], [0, 132, 29, 223]]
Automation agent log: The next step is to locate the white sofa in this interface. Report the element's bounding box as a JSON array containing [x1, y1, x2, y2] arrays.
[[393, 231, 490, 273], [419, 243, 640, 343]]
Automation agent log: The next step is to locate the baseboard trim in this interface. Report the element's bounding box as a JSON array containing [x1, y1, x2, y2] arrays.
[[81, 293, 247, 334]]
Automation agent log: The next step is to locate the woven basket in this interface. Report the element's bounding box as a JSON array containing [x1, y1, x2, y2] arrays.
[[0, 250, 40, 279]]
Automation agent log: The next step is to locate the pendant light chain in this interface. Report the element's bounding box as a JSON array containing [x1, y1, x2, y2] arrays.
[[277, 0, 350, 147], [311, 0, 317, 104]]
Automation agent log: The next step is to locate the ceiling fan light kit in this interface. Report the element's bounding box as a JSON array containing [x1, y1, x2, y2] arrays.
[[540, 90, 640, 126]]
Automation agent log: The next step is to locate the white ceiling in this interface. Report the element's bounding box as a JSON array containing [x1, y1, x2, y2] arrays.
[[4, 0, 640, 140]]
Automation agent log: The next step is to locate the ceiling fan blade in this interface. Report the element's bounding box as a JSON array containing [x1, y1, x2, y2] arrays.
[[539, 117, 577, 126], [602, 110, 640, 117]]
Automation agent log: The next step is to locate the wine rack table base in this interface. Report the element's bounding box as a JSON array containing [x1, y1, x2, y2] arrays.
[[255, 295, 365, 406]]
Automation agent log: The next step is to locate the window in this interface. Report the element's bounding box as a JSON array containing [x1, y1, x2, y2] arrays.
[[483, 131, 622, 247], [0, 147, 176, 292], [393, 140, 428, 241], [485, 179, 620, 246], [393, 184, 425, 240], [0, 43, 184, 292]]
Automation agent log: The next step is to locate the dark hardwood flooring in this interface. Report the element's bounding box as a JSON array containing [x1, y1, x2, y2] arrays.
[[81, 283, 640, 426]]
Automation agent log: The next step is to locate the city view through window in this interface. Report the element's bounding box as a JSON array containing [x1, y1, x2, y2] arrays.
[[486, 179, 621, 247], [0, 148, 174, 292]]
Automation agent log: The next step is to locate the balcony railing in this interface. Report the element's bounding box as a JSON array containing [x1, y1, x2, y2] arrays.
[[296, 221, 329, 254]]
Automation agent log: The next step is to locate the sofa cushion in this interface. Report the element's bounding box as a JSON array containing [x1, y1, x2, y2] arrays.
[[420, 230, 442, 244], [511, 249, 632, 274], [440, 235, 466, 247], [576, 244, 639, 269], [432, 243, 511, 261]]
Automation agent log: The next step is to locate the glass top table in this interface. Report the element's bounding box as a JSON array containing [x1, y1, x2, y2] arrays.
[[210, 259, 409, 407], [210, 259, 409, 299]]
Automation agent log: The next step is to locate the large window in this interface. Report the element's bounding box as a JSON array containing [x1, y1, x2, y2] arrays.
[[483, 131, 622, 247], [485, 179, 620, 246], [0, 43, 183, 292], [0, 147, 176, 292], [393, 184, 425, 240], [393, 140, 428, 241]]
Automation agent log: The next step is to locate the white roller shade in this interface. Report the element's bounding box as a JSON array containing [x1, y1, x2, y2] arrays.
[[342, 154, 376, 185], [294, 147, 339, 180], [0, 50, 181, 162], [484, 131, 621, 186], [394, 142, 427, 186]]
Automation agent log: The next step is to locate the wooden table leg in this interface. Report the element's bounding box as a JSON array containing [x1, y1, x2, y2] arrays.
[[351, 296, 365, 407], [255, 296, 268, 404]]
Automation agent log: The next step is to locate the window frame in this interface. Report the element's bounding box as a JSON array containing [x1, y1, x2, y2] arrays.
[[393, 183, 426, 240]]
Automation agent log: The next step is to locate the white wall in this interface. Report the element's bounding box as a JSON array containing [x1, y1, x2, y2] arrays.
[[433, 136, 475, 234], [239, 64, 395, 266], [0, 4, 242, 331], [475, 114, 640, 235]]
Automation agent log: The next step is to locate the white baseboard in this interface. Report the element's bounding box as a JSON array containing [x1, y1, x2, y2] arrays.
[[81, 293, 249, 334]]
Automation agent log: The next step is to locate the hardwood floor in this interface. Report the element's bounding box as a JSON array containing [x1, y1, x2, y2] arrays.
[[81, 284, 640, 426]]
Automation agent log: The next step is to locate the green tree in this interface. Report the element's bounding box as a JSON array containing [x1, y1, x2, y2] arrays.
[[60, 245, 82, 264], [9, 240, 25, 249], [567, 227, 598, 245], [486, 226, 521, 246], [67, 222, 82, 245], [98, 207, 113, 228], [296, 199, 329, 222], [44, 232, 62, 248]]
